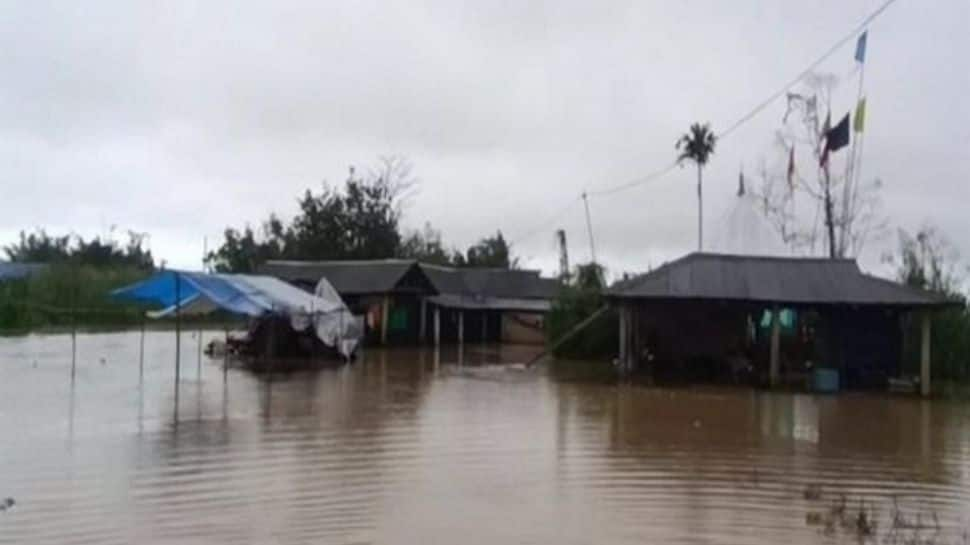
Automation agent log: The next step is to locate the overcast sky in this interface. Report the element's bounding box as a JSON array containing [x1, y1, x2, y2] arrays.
[[1, 0, 967, 278]]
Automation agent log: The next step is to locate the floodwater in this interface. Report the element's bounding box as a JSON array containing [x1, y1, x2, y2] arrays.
[[1, 332, 969, 544]]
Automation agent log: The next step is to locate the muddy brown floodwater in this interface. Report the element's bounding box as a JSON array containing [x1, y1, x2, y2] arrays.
[[1, 331, 969, 544]]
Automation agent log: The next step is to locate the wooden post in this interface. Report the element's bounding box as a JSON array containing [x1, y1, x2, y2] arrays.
[[223, 327, 229, 382], [481, 312, 487, 343], [920, 311, 932, 397], [769, 304, 781, 388], [433, 306, 441, 346], [458, 311, 464, 345], [70, 261, 77, 383], [139, 317, 146, 386], [174, 272, 181, 412], [419, 298, 427, 343], [381, 295, 390, 345]]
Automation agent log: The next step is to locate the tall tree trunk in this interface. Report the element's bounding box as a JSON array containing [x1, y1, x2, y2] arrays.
[[697, 165, 703, 252]]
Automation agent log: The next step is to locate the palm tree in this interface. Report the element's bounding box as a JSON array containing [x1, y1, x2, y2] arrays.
[[676, 122, 717, 251]]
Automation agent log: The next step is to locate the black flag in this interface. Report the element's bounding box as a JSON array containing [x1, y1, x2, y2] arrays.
[[820, 113, 850, 166]]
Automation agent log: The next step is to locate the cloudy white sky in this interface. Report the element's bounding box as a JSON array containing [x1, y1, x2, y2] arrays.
[[1, 0, 967, 278]]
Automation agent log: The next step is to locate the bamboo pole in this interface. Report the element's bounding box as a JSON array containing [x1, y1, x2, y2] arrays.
[[70, 262, 77, 383], [197, 326, 202, 379], [174, 272, 181, 414], [139, 316, 146, 386]]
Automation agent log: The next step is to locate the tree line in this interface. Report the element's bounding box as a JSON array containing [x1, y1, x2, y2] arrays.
[[4, 229, 154, 269], [205, 156, 517, 273]]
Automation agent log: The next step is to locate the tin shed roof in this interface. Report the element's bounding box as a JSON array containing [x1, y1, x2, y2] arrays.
[[607, 253, 953, 307]]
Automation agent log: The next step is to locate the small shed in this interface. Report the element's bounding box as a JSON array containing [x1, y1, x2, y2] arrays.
[[259, 259, 560, 346], [259, 259, 436, 345], [421, 265, 559, 345], [606, 253, 955, 395]]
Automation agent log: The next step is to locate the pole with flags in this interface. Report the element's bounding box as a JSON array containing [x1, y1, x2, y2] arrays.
[[840, 30, 868, 256]]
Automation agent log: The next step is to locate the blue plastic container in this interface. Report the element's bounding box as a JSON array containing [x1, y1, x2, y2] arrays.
[[813, 368, 840, 393]]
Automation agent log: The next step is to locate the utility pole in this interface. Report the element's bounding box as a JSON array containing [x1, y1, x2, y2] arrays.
[[556, 229, 569, 283], [581, 192, 597, 265]]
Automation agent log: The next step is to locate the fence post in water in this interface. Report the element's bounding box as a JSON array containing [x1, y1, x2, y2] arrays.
[[920, 311, 932, 397], [139, 316, 146, 385], [222, 326, 229, 393], [70, 261, 77, 383], [197, 326, 202, 379], [174, 272, 181, 412], [769, 304, 781, 388]]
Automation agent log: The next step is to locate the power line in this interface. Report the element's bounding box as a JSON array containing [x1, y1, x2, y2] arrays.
[[507, 195, 582, 248], [586, 161, 680, 198], [587, 0, 899, 198], [716, 0, 898, 140], [507, 0, 901, 250]]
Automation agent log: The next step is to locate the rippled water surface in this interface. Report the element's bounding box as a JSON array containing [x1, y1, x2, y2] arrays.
[[2, 331, 969, 544]]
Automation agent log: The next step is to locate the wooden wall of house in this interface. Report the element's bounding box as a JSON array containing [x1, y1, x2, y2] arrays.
[[628, 299, 904, 389]]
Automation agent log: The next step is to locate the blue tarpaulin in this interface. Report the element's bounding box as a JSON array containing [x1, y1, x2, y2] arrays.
[[113, 271, 362, 356], [113, 270, 283, 317]]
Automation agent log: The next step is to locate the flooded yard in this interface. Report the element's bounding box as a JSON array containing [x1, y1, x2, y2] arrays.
[[1, 331, 969, 544]]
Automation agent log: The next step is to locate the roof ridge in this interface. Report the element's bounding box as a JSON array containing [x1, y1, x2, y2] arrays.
[[688, 252, 857, 264]]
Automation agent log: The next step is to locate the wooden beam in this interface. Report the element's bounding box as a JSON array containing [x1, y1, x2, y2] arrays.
[[769, 304, 781, 388], [921, 311, 932, 397]]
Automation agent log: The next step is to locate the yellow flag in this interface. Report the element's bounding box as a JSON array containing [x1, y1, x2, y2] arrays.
[[854, 97, 866, 133]]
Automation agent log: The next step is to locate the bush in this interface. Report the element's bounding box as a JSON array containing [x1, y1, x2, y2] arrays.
[[545, 263, 618, 359], [0, 265, 153, 332]]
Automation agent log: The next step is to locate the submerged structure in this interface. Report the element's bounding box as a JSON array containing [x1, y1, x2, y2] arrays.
[[607, 253, 955, 396], [258, 260, 559, 346], [113, 270, 361, 360]]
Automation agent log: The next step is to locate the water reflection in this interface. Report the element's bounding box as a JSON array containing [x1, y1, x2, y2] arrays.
[[1, 332, 968, 544]]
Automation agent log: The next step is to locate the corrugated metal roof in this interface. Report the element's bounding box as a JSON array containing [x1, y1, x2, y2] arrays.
[[421, 264, 559, 300], [607, 253, 952, 307], [260, 260, 560, 301], [0, 262, 47, 281], [259, 259, 422, 295]]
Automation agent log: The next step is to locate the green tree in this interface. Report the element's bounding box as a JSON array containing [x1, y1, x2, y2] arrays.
[[398, 222, 456, 266], [4, 229, 153, 269], [886, 226, 970, 386], [207, 158, 411, 272], [545, 262, 615, 359], [676, 122, 717, 251], [459, 231, 517, 269], [4, 230, 71, 262]]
